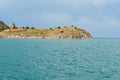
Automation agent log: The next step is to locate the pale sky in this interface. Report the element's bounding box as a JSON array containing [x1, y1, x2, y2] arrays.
[[0, 0, 120, 38]]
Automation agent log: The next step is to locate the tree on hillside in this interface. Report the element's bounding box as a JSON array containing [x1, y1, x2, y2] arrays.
[[49, 28, 53, 30], [31, 27, 35, 29], [25, 26, 29, 29], [57, 26, 61, 29]]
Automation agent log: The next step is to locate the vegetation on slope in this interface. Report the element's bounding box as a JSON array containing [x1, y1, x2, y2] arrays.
[[0, 21, 9, 31], [0, 26, 92, 39]]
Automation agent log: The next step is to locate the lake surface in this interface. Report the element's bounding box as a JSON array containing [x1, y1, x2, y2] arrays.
[[0, 39, 120, 80]]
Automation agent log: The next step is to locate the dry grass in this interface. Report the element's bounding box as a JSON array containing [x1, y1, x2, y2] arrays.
[[0, 27, 92, 39]]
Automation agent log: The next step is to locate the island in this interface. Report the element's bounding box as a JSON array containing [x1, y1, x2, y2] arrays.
[[0, 20, 92, 39]]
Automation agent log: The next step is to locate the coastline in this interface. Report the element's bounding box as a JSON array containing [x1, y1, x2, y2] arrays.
[[0, 26, 93, 39]]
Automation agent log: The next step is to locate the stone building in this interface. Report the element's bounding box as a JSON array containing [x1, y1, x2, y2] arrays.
[[10, 23, 16, 30]]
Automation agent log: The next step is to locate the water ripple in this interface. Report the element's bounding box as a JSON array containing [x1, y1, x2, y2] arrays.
[[0, 39, 120, 80]]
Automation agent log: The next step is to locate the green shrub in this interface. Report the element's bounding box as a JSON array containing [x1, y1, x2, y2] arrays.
[[57, 26, 61, 29], [31, 27, 35, 29]]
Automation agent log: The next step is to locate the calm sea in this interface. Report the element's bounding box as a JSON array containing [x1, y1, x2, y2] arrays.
[[0, 39, 120, 80]]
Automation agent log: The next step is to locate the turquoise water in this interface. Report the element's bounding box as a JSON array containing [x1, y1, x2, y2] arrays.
[[0, 39, 120, 80]]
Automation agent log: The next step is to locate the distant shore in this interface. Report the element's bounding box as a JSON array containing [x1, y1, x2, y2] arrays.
[[0, 26, 92, 39]]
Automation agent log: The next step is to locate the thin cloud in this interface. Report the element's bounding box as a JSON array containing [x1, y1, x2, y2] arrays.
[[0, 0, 116, 8], [0, 0, 14, 8], [45, 0, 119, 6], [77, 16, 120, 27], [17, 12, 73, 27], [76, 16, 120, 37]]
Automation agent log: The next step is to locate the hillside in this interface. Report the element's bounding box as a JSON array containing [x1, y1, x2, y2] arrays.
[[0, 26, 92, 39], [0, 21, 9, 31]]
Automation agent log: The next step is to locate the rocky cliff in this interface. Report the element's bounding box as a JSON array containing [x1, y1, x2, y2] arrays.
[[0, 21, 9, 31], [48, 26, 92, 39]]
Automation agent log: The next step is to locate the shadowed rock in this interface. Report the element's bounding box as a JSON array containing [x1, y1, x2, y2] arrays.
[[0, 20, 9, 31]]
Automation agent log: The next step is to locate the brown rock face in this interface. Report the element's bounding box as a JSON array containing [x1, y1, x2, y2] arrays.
[[10, 23, 16, 30], [48, 26, 93, 39], [0, 20, 9, 31]]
